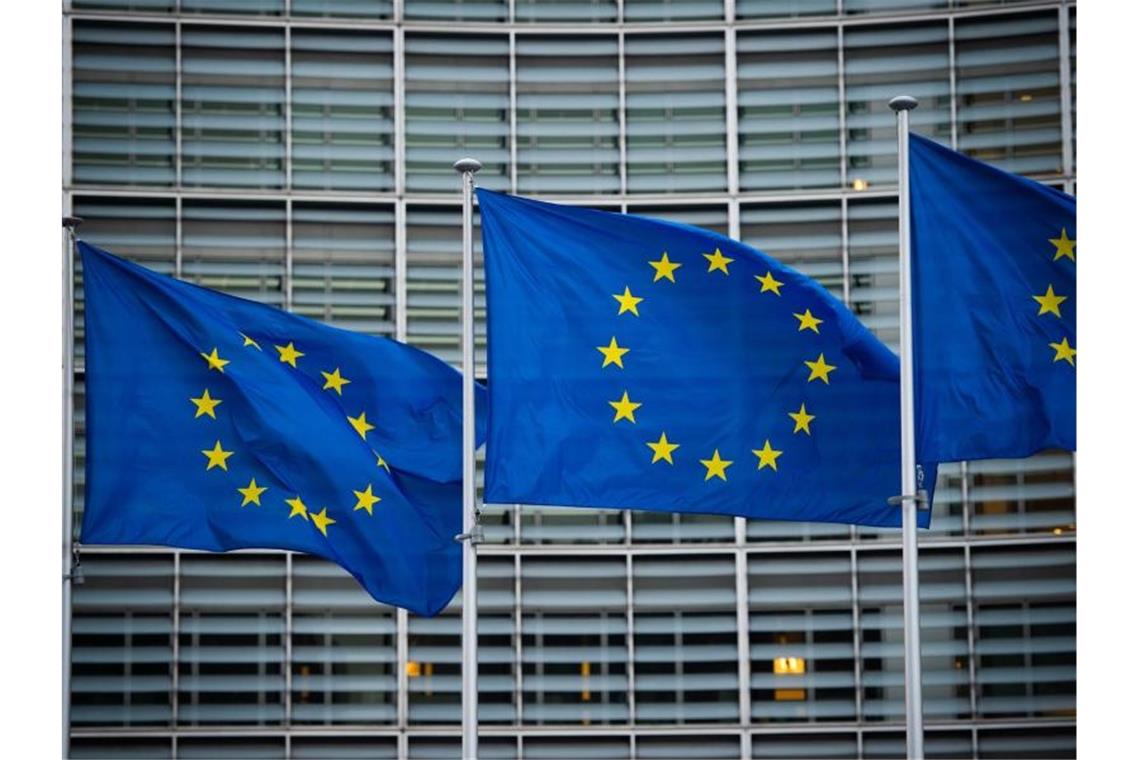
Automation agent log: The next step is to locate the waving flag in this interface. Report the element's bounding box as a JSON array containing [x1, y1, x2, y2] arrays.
[[477, 190, 932, 528], [909, 135, 1076, 462], [79, 241, 486, 616]]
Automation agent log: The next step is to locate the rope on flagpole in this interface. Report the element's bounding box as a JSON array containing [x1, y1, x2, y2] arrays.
[[889, 94, 926, 760], [453, 157, 483, 760]]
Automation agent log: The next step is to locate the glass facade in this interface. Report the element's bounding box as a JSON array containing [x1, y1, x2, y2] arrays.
[[64, 1, 1077, 757]]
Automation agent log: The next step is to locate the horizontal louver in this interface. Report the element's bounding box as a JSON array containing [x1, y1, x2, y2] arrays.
[[625, 35, 726, 193], [291, 31, 395, 192]]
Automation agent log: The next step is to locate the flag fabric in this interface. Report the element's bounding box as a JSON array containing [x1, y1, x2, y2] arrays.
[[477, 190, 932, 529], [909, 135, 1076, 463], [79, 241, 487, 616]]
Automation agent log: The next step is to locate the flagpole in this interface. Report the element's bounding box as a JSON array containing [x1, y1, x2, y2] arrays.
[[453, 157, 483, 760], [889, 94, 925, 760], [62, 214, 83, 759]]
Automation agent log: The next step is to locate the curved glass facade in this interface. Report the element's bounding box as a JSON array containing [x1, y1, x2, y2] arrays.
[[65, 1, 1076, 757]]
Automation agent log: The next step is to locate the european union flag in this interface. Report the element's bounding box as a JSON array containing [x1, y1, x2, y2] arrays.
[[909, 135, 1076, 463], [478, 190, 931, 528], [80, 242, 487, 616]]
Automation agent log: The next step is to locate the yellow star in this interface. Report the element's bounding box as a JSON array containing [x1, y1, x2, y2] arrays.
[[752, 440, 783, 472], [348, 411, 375, 439], [237, 477, 267, 507], [189, 389, 222, 419], [286, 496, 310, 521], [353, 483, 382, 516], [596, 336, 630, 369], [613, 286, 644, 317], [649, 252, 682, 283], [646, 432, 680, 465], [788, 403, 816, 435], [703, 248, 734, 275], [755, 271, 784, 296], [1049, 336, 1076, 366], [275, 341, 305, 368], [321, 367, 351, 395], [374, 450, 391, 471], [609, 391, 642, 424], [200, 347, 229, 373], [1033, 284, 1067, 318], [793, 309, 823, 334], [239, 332, 261, 350], [201, 440, 234, 471], [804, 353, 837, 384], [311, 507, 336, 537], [700, 449, 733, 482], [1050, 228, 1075, 261]]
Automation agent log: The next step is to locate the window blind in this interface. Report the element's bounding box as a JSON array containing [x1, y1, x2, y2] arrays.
[[625, 35, 727, 194], [72, 21, 176, 186], [181, 26, 286, 189], [291, 30, 395, 192], [516, 36, 621, 193], [737, 30, 841, 191], [844, 23, 952, 188], [291, 203, 396, 336], [955, 13, 1063, 175], [404, 34, 510, 192], [515, 0, 618, 23], [180, 200, 286, 306]]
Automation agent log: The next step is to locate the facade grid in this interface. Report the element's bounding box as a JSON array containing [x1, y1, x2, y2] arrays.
[[64, 1, 1077, 758]]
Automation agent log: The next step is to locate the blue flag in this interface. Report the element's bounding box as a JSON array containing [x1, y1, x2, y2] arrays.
[[80, 241, 487, 616], [909, 135, 1076, 463], [478, 190, 932, 528]]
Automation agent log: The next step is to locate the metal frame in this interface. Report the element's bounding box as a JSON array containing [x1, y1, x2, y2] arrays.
[[62, 3, 1078, 758]]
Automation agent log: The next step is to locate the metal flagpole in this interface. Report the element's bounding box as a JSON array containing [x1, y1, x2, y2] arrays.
[[889, 95, 925, 760], [453, 157, 483, 760], [62, 215, 83, 759]]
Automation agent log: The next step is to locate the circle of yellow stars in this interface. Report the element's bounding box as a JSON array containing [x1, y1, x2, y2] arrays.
[[597, 248, 834, 484], [190, 331, 395, 539], [1038, 228, 1076, 366]]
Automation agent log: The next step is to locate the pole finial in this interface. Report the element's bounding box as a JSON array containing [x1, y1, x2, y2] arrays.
[[62, 216, 84, 230], [453, 157, 483, 174], [889, 95, 919, 112]]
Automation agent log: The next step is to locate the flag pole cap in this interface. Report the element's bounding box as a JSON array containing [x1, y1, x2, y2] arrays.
[[453, 158, 483, 174], [62, 216, 84, 229], [889, 95, 919, 112]]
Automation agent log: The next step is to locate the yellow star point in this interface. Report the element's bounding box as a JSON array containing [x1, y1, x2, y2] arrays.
[[609, 391, 642, 424], [755, 271, 784, 296], [201, 440, 234, 471], [646, 432, 680, 465], [275, 341, 305, 368], [374, 451, 391, 471], [1050, 228, 1075, 261], [752, 440, 783, 472], [237, 477, 268, 507], [240, 332, 262, 350], [321, 367, 351, 395], [353, 484, 382, 516], [703, 248, 734, 275], [1033, 284, 1067, 318], [200, 347, 230, 373], [804, 353, 837, 384], [700, 449, 733, 482], [788, 403, 816, 435], [596, 336, 630, 369], [311, 507, 336, 537], [793, 309, 823, 334], [1049, 336, 1076, 366], [613, 286, 644, 317], [348, 411, 375, 440], [190, 389, 223, 419], [649, 252, 682, 283], [286, 496, 310, 521]]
